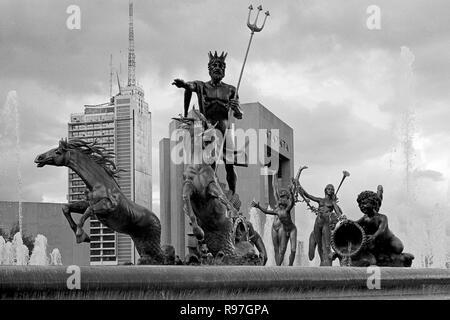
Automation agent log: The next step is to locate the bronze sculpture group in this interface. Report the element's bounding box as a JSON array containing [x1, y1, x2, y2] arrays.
[[32, 5, 414, 267], [34, 49, 414, 267]]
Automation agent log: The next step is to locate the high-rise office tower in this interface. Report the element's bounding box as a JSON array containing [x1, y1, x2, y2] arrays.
[[67, 1, 151, 265]]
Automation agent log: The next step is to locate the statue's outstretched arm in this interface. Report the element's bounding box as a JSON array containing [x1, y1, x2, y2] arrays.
[[172, 78, 196, 91], [172, 79, 197, 117], [272, 175, 280, 203], [251, 200, 278, 216], [258, 207, 278, 216], [298, 185, 321, 203]]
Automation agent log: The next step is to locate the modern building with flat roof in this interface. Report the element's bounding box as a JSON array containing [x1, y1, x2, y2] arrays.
[[67, 1, 151, 265], [159, 102, 294, 259], [68, 86, 152, 265]]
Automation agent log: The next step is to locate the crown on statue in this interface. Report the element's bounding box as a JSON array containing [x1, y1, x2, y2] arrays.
[[208, 51, 227, 66]]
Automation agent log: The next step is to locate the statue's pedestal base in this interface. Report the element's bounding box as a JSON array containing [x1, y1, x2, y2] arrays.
[[1, 266, 449, 299], [344, 251, 415, 267], [375, 252, 415, 267]]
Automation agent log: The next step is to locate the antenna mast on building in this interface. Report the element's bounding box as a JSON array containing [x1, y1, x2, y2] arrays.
[[116, 72, 123, 95], [127, 0, 136, 87], [109, 54, 113, 97]]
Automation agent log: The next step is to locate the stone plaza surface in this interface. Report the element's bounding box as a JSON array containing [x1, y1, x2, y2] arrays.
[[1, 266, 449, 299]]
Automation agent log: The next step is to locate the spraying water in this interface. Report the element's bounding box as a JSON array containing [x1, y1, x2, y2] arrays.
[[248, 206, 262, 234], [1, 91, 23, 235], [12, 232, 29, 265], [3, 241, 14, 265], [399, 46, 416, 204], [388, 47, 449, 268], [50, 248, 63, 266], [0, 236, 6, 264], [429, 206, 447, 268], [395, 47, 422, 267], [262, 205, 276, 266], [0, 233, 63, 266], [29, 234, 49, 266]]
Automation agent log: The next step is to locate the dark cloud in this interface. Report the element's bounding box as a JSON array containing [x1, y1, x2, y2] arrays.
[[1, 0, 448, 87], [0, 0, 448, 211]]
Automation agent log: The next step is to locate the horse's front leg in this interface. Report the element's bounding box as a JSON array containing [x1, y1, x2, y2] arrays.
[[62, 200, 89, 235], [75, 206, 93, 244], [183, 181, 204, 241]]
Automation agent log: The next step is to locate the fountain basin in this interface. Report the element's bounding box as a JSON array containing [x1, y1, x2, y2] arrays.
[[1, 266, 449, 299]]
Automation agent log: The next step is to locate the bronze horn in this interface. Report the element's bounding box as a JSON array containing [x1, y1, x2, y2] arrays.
[[335, 170, 350, 196], [331, 218, 366, 261]]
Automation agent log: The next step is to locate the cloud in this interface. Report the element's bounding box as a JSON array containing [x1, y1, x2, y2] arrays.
[[412, 169, 444, 182], [0, 0, 448, 236], [292, 101, 393, 166]]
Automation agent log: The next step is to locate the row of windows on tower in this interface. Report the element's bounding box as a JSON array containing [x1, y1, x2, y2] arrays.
[[90, 249, 116, 256], [70, 130, 114, 138], [90, 235, 115, 242], [91, 256, 116, 262], [90, 242, 115, 248], [70, 122, 114, 130], [71, 114, 115, 122], [90, 228, 115, 235]]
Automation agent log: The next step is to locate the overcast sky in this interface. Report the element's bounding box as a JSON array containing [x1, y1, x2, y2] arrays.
[[1, 0, 449, 260]]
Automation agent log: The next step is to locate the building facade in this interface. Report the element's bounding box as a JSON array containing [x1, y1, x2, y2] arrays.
[[68, 85, 152, 265], [159, 102, 294, 259]]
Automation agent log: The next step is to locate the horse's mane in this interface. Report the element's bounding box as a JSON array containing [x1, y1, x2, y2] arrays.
[[61, 139, 122, 179]]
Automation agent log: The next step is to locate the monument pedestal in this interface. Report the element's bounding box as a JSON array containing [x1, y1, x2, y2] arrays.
[[1, 266, 449, 299]]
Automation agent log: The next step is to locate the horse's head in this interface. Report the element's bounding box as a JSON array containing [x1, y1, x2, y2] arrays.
[[35, 139, 69, 168]]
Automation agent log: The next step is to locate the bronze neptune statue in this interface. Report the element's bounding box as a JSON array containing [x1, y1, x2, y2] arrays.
[[172, 51, 244, 194]]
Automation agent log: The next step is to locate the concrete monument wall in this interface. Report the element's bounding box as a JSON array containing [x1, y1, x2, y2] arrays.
[[159, 102, 294, 259], [0, 201, 90, 265]]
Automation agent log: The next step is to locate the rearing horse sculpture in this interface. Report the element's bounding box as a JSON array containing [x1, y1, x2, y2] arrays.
[[175, 109, 240, 256], [35, 139, 164, 264]]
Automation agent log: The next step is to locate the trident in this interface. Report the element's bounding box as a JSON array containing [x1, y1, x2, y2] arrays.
[[226, 5, 269, 166], [235, 5, 270, 96]]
